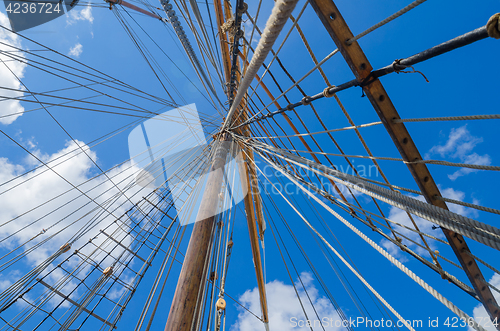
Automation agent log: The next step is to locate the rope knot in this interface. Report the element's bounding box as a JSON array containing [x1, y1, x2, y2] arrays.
[[392, 59, 406, 73], [221, 18, 235, 34], [487, 13, 500, 39], [392, 59, 429, 83], [323, 86, 335, 98], [237, 2, 248, 14], [301, 96, 312, 105]]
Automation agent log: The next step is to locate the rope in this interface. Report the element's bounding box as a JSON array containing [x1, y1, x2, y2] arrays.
[[221, 18, 235, 34], [340, 174, 500, 217], [346, 0, 428, 45], [394, 114, 500, 123], [487, 13, 500, 39], [248, 139, 500, 172], [249, 141, 500, 250], [436, 196, 500, 216], [222, 0, 300, 129], [254, 162, 416, 331], [230, 49, 339, 129], [250, 121, 382, 139], [285, 13, 420, 256], [253, 149, 489, 301], [263, 153, 471, 275], [246, 1, 309, 97], [283, 175, 487, 331], [469, 252, 500, 277], [413, 159, 500, 171], [160, 0, 218, 97]]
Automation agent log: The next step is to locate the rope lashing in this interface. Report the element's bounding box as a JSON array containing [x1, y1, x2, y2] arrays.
[[392, 59, 429, 82], [221, 18, 235, 34], [323, 85, 335, 97], [487, 13, 500, 39], [301, 95, 312, 105]]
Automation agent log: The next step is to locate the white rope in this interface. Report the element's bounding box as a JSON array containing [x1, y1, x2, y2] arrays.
[[394, 114, 500, 123], [254, 162, 416, 331], [245, 113, 500, 139], [436, 196, 500, 216], [250, 121, 382, 140], [268, 163, 487, 331], [253, 152, 480, 297], [347, 0, 428, 45], [250, 1, 309, 90], [469, 252, 500, 277], [223, 0, 300, 130], [249, 139, 500, 171], [249, 141, 500, 250], [413, 159, 500, 171], [351, 176, 500, 217]]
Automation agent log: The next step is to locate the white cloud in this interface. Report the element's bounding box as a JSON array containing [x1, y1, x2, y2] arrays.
[[232, 272, 345, 330], [68, 43, 83, 57], [0, 139, 149, 270], [0, 12, 27, 125], [469, 274, 500, 331], [0, 139, 156, 314], [66, 4, 94, 25], [427, 125, 491, 181], [448, 153, 491, 181]]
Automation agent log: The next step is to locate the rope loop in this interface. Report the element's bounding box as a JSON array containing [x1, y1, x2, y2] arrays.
[[323, 86, 335, 98], [237, 2, 248, 14], [392, 58, 406, 72], [487, 13, 500, 39], [392, 59, 429, 83]]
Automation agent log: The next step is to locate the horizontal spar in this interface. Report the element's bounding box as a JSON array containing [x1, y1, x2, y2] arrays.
[[231, 23, 495, 129]]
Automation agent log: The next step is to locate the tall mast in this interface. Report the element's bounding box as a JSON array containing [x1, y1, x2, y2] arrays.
[[164, 1, 298, 329], [164, 136, 231, 330]]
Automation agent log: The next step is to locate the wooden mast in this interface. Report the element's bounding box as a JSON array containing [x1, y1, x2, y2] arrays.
[[164, 137, 230, 331], [165, 1, 238, 329]]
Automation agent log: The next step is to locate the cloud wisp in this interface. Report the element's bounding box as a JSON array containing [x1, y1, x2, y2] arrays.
[[68, 42, 83, 57], [66, 4, 94, 25], [426, 125, 491, 181], [0, 12, 27, 125]]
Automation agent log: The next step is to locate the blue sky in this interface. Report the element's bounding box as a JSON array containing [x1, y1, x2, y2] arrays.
[[0, 0, 499, 330]]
